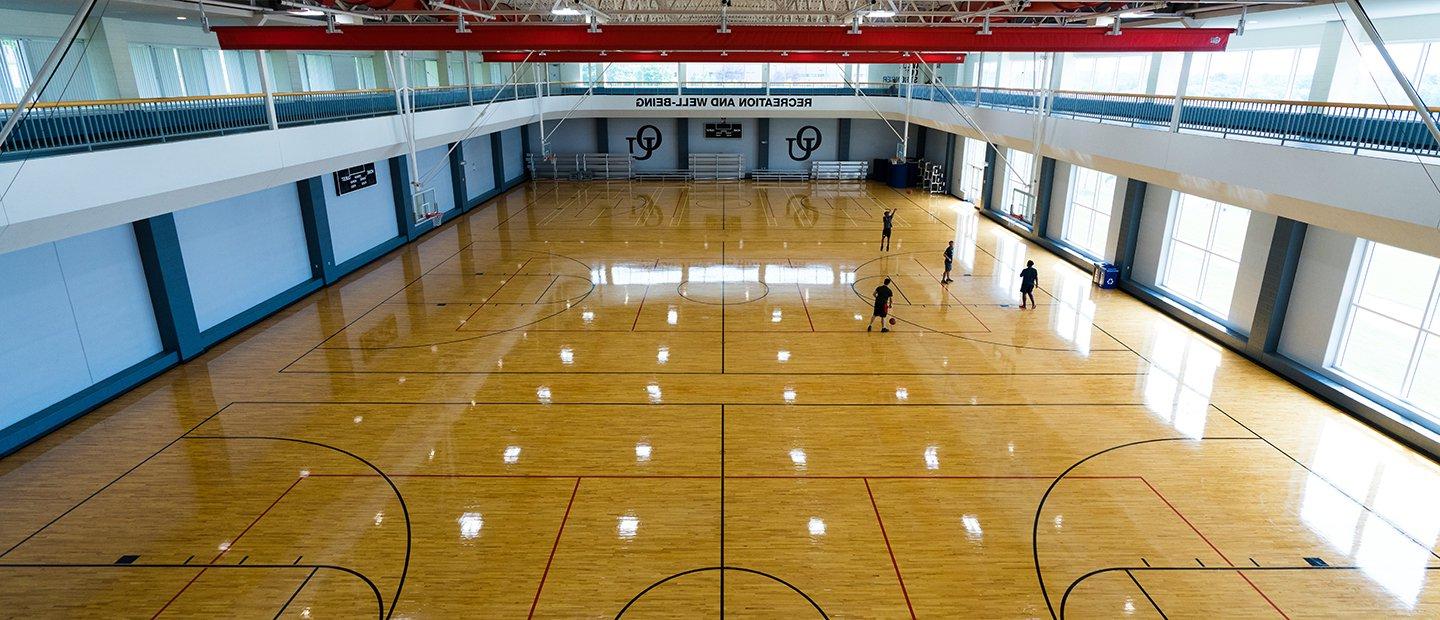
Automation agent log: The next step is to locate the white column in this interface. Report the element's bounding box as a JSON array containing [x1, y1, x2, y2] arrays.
[[1308, 21, 1345, 102], [1169, 53, 1193, 132], [256, 51, 278, 130]]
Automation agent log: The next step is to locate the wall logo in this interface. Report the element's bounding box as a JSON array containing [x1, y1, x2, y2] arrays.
[[627, 124, 663, 160], [787, 125, 823, 161]]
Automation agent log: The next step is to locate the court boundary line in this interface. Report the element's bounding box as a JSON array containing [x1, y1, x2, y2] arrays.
[[0, 563, 383, 620], [1058, 565, 1440, 620], [528, 477, 581, 619], [864, 478, 916, 619]]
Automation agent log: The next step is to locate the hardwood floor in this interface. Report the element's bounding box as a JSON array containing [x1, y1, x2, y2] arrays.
[[2, 180, 1439, 618]]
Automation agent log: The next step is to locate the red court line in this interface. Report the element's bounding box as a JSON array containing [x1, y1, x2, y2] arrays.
[[788, 258, 818, 332], [630, 258, 661, 332], [864, 478, 917, 620], [529, 477, 582, 619], [1140, 476, 1291, 620], [150, 476, 305, 618]]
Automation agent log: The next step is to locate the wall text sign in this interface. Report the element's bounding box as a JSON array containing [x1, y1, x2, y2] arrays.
[[635, 96, 814, 109]]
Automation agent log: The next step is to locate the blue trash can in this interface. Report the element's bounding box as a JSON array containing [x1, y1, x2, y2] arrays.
[[887, 161, 913, 189], [1093, 263, 1119, 289]]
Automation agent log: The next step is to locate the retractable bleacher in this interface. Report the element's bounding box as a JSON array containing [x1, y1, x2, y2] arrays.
[[689, 154, 744, 181], [809, 160, 869, 181]]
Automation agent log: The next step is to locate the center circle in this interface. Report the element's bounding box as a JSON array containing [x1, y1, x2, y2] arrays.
[[676, 280, 770, 305]]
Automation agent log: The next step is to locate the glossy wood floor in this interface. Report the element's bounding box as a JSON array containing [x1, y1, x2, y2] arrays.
[[4, 180, 1440, 619]]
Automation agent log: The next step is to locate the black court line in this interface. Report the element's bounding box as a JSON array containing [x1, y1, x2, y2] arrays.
[[0, 402, 237, 560], [183, 436, 411, 620], [1125, 570, 1167, 619], [0, 563, 382, 620], [275, 567, 320, 619], [614, 566, 827, 619], [1032, 436, 1264, 620], [1060, 565, 1440, 620], [720, 404, 726, 615], [1210, 404, 1440, 563]]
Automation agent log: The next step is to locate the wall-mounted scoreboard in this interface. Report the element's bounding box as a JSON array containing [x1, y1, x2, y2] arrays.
[[704, 122, 743, 139], [333, 163, 378, 195]]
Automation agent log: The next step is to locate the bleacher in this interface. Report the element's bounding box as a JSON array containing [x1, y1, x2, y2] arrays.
[[808, 160, 869, 181], [750, 169, 809, 182], [689, 154, 744, 181]]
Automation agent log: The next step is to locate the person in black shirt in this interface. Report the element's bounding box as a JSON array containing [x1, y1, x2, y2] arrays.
[[941, 241, 955, 284], [868, 278, 895, 332], [1018, 260, 1039, 309], [880, 210, 895, 251]]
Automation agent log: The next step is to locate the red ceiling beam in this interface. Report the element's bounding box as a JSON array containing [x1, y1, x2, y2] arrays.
[[484, 51, 966, 64], [213, 24, 1232, 54]]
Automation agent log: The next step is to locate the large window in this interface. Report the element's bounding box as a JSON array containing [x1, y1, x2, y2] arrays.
[[605, 63, 678, 86], [1060, 53, 1151, 93], [1185, 48, 1319, 100], [999, 149, 1036, 225], [2, 35, 100, 102], [1159, 193, 1251, 318], [685, 63, 763, 87], [1333, 242, 1440, 420], [1331, 41, 1440, 105], [958, 138, 988, 205], [1062, 166, 1116, 258], [769, 63, 845, 85], [131, 45, 261, 98]]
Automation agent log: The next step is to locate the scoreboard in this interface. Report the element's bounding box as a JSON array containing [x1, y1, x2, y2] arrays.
[[704, 122, 742, 139]]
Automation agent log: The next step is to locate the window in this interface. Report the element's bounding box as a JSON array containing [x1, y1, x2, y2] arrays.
[[769, 63, 844, 85], [958, 138, 988, 205], [684, 63, 763, 87], [1333, 242, 1440, 421], [1331, 41, 1440, 105], [1062, 166, 1117, 258], [3, 35, 99, 102], [1183, 47, 1320, 101], [355, 56, 378, 89], [1159, 193, 1251, 318], [1060, 53, 1152, 94], [999, 149, 1036, 225], [299, 53, 337, 91], [605, 63, 678, 86], [132, 45, 261, 98]]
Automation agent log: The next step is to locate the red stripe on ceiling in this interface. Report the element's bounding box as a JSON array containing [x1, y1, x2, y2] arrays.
[[482, 51, 967, 64], [211, 24, 1232, 53]]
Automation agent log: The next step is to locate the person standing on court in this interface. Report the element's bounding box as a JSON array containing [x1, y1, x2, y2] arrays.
[[880, 209, 896, 251], [941, 241, 955, 284], [869, 278, 895, 332], [1018, 260, 1039, 309]]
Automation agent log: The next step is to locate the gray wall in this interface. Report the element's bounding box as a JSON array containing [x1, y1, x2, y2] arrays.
[[1279, 226, 1361, 367], [687, 118, 761, 170], [1228, 212, 1278, 335], [321, 160, 400, 264], [768, 118, 839, 171], [1131, 185, 1174, 287], [608, 118, 681, 171], [461, 135, 497, 201]]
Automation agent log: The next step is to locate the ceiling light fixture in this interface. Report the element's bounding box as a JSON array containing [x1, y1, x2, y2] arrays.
[[176, 15, 188, 20], [863, 9, 896, 18]]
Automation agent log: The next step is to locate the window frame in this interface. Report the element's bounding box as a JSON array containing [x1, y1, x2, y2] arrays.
[[1061, 165, 1117, 259], [1330, 240, 1440, 423], [1157, 192, 1251, 319]]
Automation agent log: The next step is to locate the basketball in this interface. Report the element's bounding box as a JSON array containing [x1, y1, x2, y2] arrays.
[[888, 317, 897, 325]]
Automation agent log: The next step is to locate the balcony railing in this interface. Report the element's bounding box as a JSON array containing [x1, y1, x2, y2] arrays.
[[917, 85, 1440, 157], [2, 79, 1437, 161]]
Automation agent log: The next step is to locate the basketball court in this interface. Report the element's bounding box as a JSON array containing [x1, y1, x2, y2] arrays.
[[3, 180, 1439, 617]]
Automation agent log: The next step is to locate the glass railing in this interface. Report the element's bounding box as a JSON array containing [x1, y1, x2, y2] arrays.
[[3, 80, 1437, 161]]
